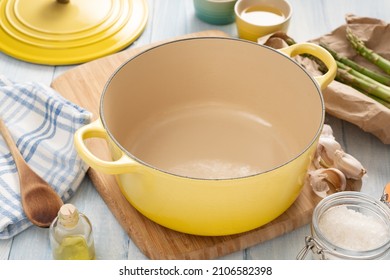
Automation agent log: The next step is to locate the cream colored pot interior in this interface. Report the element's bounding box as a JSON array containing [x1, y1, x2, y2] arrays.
[[101, 38, 324, 179]]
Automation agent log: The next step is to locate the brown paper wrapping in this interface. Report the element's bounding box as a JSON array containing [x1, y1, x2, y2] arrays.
[[266, 15, 390, 144]]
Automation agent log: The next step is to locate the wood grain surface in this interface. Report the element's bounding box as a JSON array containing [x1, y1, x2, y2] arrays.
[[51, 30, 325, 260]]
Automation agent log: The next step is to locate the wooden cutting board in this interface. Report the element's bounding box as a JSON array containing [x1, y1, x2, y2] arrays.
[[52, 30, 323, 259]]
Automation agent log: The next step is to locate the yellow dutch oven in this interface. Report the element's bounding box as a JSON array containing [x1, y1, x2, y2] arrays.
[[74, 37, 336, 236]]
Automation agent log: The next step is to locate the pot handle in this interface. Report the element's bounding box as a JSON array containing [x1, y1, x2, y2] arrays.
[[279, 42, 337, 91], [74, 119, 137, 174]]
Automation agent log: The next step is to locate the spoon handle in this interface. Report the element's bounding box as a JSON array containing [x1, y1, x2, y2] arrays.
[[0, 119, 26, 168], [0, 119, 44, 189]]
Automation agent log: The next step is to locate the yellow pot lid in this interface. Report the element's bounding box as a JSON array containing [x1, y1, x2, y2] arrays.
[[0, 0, 148, 65]]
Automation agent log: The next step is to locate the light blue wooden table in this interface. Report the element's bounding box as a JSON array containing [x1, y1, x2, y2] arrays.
[[1, 0, 390, 260]]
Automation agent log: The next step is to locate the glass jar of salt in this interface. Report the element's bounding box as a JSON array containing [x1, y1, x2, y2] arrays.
[[297, 191, 390, 260]]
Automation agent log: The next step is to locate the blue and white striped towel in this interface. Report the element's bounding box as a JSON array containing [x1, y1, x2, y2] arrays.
[[0, 75, 91, 239]]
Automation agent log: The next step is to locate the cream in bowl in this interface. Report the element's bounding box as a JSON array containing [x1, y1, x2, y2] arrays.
[[235, 0, 292, 41]]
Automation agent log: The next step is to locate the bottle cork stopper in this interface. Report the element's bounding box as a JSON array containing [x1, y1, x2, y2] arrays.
[[58, 204, 79, 228]]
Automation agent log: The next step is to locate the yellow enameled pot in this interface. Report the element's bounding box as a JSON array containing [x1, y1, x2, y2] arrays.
[[74, 37, 336, 236]]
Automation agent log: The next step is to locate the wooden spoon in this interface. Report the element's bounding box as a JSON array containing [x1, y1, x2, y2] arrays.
[[0, 119, 63, 227]]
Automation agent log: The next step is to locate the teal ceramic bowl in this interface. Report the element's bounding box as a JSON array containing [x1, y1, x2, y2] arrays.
[[194, 0, 237, 25]]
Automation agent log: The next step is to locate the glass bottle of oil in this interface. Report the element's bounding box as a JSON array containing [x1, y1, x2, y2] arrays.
[[49, 204, 95, 260]]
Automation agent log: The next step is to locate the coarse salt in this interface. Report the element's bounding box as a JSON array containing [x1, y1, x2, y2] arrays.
[[318, 205, 390, 251]]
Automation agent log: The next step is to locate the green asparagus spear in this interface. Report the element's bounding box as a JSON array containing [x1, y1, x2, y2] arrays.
[[346, 27, 390, 75], [320, 42, 390, 86], [366, 94, 390, 109], [336, 61, 389, 88], [335, 68, 390, 108], [335, 62, 390, 103]]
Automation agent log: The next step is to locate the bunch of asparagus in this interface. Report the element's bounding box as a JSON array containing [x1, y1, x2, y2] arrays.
[[269, 30, 390, 108], [320, 28, 390, 108]]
